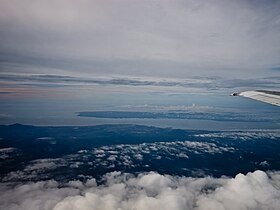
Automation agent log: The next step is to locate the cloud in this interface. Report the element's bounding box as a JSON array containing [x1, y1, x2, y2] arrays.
[[2, 139, 235, 182], [25, 159, 66, 172], [0, 147, 16, 160], [195, 131, 280, 140], [0, 73, 279, 95], [3, 158, 67, 181], [0, 0, 280, 80], [0, 147, 15, 153], [0, 170, 280, 210], [90, 140, 235, 168]]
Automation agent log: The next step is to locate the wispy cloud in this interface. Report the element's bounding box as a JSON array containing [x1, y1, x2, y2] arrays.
[[0, 73, 279, 95]]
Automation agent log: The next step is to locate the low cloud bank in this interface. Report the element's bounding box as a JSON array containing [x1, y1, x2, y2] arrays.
[[0, 170, 280, 210]]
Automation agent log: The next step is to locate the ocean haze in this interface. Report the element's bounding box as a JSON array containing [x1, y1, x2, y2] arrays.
[[0, 93, 280, 130]]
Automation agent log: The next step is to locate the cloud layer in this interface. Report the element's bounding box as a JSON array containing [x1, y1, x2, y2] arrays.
[[1, 170, 280, 210], [2, 139, 235, 182], [1, 0, 280, 97], [0, 73, 280, 95], [0, 0, 280, 79]]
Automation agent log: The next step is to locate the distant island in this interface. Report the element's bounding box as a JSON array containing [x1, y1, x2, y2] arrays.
[[77, 111, 266, 122]]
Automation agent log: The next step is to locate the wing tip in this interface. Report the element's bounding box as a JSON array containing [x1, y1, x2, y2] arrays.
[[231, 92, 239, 96]]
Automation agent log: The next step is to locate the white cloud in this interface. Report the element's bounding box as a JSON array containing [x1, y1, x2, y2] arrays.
[[3, 158, 66, 181], [0, 170, 280, 210], [0, 147, 16, 160], [0, 148, 15, 152], [259, 161, 269, 167], [195, 131, 280, 140], [26, 159, 65, 171], [86, 140, 235, 171]]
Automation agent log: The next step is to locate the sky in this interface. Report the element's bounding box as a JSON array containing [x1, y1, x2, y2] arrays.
[[0, 0, 280, 98]]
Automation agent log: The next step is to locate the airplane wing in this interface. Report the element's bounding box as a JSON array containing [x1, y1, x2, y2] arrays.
[[232, 90, 280, 106]]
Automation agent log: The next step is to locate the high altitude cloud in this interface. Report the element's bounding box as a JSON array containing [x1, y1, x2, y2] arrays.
[[1, 73, 280, 89], [0, 73, 279, 96], [0, 0, 280, 79], [1, 170, 280, 210]]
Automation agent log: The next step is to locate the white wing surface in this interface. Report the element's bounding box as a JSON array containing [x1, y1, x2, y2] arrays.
[[233, 90, 280, 106]]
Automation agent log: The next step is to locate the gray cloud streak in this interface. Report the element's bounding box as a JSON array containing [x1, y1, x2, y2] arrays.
[[0, 73, 279, 93]]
